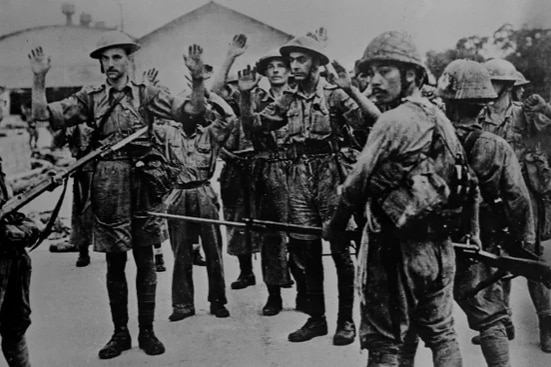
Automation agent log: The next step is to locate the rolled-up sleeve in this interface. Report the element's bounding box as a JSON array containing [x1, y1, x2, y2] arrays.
[[47, 89, 92, 130]]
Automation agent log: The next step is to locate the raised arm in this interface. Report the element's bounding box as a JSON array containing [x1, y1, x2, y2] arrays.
[[183, 44, 207, 116], [328, 60, 381, 123], [29, 47, 51, 122], [237, 65, 259, 138], [211, 34, 248, 95]]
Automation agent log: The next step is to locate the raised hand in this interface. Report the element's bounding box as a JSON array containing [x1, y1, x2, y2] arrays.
[[227, 34, 248, 58], [183, 44, 205, 80], [237, 65, 259, 92], [142, 68, 159, 87], [28, 46, 51, 76], [306, 27, 328, 48], [524, 94, 547, 112], [327, 60, 352, 92]]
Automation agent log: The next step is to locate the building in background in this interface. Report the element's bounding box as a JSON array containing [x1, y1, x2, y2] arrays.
[[0, 3, 117, 117], [135, 1, 293, 93]]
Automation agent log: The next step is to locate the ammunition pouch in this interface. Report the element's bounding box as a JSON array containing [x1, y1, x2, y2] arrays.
[[373, 157, 450, 231]]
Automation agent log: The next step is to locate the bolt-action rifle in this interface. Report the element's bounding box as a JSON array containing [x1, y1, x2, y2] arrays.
[[0, 126, 148, 222], [148, 212, 551, 291]]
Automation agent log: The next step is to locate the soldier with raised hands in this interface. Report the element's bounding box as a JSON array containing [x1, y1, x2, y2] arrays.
[[242, 33, 379, 345], [29, 31, 202, 359], [156, 44, 236, 322]]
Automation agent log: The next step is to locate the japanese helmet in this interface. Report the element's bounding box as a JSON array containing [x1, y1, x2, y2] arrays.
[[436, 59, 497, 102], [90, 31, 140, 59], [356, 30, 425, 73], [280, 35, 330, 66], [256, 49, 290, 76], [483, 59, 517, 83]]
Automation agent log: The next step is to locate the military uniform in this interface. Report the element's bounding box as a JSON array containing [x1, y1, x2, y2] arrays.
[[46, 79, 187, 356], [258, 75, 362, 340], [479, 101, 551, 341], [156, 94, 235, 317], [336, 97, 464, 366], [0, 157, 39, 367]]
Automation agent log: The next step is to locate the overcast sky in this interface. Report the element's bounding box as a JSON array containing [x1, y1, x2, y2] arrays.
[[1, 0, 550, 66]]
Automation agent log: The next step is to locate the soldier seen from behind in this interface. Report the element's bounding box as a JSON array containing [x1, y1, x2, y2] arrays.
[[437, 59, 536, 367]]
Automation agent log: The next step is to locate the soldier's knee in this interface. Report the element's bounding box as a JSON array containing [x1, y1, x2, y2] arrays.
[[367, 350, 400, 366]]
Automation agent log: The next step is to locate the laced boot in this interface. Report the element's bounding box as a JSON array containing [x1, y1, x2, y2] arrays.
[[333, 318, 356, 346], [262, 286, 283, 316], [210, 302, 230, 318], [76, 246, 90, 267], [539, 315, 551, 353], [231, 273, 256, 289], [192, 249, 207, 266], [154, 254, 166, 272], [138, 327, 165, 355], [288, 316, 328, 342], [98, 327, 131, 359]]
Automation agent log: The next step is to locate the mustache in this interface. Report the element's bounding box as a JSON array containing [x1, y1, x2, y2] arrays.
[[106, 68, 118, 73]]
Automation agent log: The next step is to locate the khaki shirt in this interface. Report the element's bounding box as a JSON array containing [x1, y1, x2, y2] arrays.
[[258, 78, 363, 145], [48, 79, 187, 147], [156, 99, 235, 184]]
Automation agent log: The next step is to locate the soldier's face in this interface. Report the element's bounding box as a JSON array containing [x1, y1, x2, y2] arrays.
[[265, 59, 290, 86], [100, 47, 131, 82], [289, 52, 315, 82], [366, 63, 402, 104]]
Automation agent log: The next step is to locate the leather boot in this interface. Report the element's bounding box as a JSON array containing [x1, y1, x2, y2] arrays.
[[262, 286, 282, 316], [539, 315, 551, 353], [76, 247, 90, 267], [154, 254, 166, 272], [333, 319, 356, 346], [98, 327, 131, 359], [138, 327, 165, 355], [288, 316, 328, 342], [231, 273, 256, 289]]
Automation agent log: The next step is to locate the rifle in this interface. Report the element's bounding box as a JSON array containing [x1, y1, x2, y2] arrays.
[[453, 241, 551, 293], [147, 212, 361, 254], [1, 126, 148, 222]]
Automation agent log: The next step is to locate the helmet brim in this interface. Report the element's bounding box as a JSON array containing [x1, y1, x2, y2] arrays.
[[90, 43, 140, 59], [280, 45, 329, 66], [256, 56, 289, 76]]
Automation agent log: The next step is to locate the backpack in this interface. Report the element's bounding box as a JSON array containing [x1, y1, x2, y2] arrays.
[[374, 101, 478, 231]]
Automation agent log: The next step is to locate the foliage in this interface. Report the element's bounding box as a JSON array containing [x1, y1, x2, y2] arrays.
[[425, 23, 551, 99]]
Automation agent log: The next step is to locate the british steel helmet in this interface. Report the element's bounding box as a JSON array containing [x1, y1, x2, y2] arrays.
[[356, 30, 425, 73], [514, 70, 530, 87], [90, 31, 140, 59], [436, 59, 497, 102], [256, 49, 289, 76], [279, 35, 330, 66], [483, 59, 517, 82]]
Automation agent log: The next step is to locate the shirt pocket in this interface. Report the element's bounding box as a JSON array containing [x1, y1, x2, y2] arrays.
[[286, 106, 302, 137], [309, 102, 332, 136], [195, 139, 214, 169]]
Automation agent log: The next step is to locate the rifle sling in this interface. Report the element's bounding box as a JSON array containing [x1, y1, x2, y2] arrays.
[[29, 176, 69, 252]]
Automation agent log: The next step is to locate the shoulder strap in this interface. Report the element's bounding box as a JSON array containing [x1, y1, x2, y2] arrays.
[[98, 93, 125, 130]]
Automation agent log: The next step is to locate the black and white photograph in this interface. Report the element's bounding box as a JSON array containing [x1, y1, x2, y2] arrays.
[[1, 0, 551, 366]]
